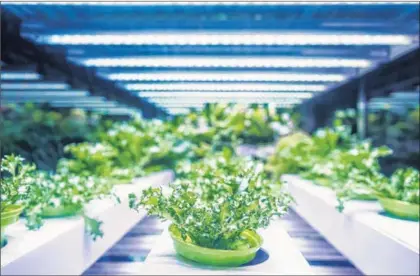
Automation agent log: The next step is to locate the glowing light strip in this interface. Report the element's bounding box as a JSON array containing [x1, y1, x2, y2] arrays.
[[2, 91, 89, 97], [1, 72, 41, 80], [4, 1, 416, 6], [391, 92, 420, 99], [108, 72, 346, 82], [154, 99, 302, 107], [127, 83, 325, 92], [150, 98, 303, 103], [48, 102, 119, 107], [139, 92, 313, 99], [1, 83, 69, 90], [43, 33, 412, 46], [83, 56, 371, 68], [3, 98, 106, 103]]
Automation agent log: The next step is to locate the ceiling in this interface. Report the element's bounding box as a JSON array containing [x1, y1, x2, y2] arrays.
[[2, 1, 419, 115]]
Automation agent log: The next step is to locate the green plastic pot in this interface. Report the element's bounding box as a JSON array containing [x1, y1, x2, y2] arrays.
[[351, 189, 377, 201], [1, 204, 24, 248], [169, 224, 263, 267], [378, 197, 419, 220], [108, 177, 133, 185], [41, 204, 82, 218], [314, 177, 331, 187]]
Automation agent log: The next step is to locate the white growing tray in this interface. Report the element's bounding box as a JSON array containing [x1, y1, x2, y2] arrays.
[[139, 219, 313, 275], [282, 174, 420, 276], [1, 170, 174, 276]]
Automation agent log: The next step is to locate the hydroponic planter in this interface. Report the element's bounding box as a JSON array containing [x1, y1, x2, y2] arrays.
[[139, 219, 312, 275], [41, 205, 82, 218], [1, 205, 24, 248], [282, 174, 420, 276], [0, 170, 174, 275], [169, 224, 263, 267], [378, 197, 419, 220]]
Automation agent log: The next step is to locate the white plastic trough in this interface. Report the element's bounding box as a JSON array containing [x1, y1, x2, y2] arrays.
[[139, 219, 313, 275], [282, 174, 420, 276], [1, 170, 174, 276]]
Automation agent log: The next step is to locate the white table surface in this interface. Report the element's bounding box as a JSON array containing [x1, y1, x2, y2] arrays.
[[1, 170, 174, 275], [140, 219, 313, 275], [283, 174, 419, 276]]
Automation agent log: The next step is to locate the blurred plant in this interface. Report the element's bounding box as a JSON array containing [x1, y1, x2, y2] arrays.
[[0, 104, 101, 170], [24, 171, 116, 240], [0, 155, 35, 212]]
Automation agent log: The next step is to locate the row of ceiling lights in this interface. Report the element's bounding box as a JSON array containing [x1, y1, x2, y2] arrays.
[[41, 33, 413, 46], [5, 2, 417, 6]]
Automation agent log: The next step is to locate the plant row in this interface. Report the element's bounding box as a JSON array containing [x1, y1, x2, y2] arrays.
[[266, 109, 419, 220], [1, 103, 291, 252]]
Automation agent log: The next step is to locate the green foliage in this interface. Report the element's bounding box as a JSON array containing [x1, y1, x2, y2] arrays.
[[57, 142, 117, 178], [336, 167, 419, 211], [0, 155, 35, 211], [130, 147, 292, 250], [23, 171, 115, 239], [0, 104, 100, 170], [130, 174, 289, 249]]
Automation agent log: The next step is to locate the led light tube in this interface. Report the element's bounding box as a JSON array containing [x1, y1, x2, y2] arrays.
[[5, 2, 415, 6], [82, 56, 371, 68], [3, 98, 106, 104], [2, 91, 89, 97], [127, 83, 325, 92], [150, 98, 303, 105], [43, 33, 412, 46], [1, 72, 41, 81], [108, 72, 346, 82], [1, 83, 69, 90], [139, 92, 313, 99]]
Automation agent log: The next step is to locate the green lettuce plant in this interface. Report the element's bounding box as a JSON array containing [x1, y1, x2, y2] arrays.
[[129, 158, 292, 250], [337, 167, 419, 208], [57, 142, 117, 178], [1, 155, 35, 212], [24, 171, 116, 240]]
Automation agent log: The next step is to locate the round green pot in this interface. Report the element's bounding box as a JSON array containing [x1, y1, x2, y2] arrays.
[[108, 177, 133, 185], [41, 204, 82, 218], [315, 177, 331, 187], [351, 190, 377, 201], [169, 224, 263, 267], [378, 197, 419, 220], [1, 204, 24, 248]]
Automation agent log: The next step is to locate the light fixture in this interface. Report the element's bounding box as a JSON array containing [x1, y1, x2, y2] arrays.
[[2, 91, 89, 97], [149, 98, 303, 105], [82, 56, 372, 68], [138, 92, 313, 99], [1, 72, 41, 81], [5, 2, 415, 6], [49, 102, 119, 107], [1, 83, 69, 90], [127, 83, 325, 92], [42, 33, 412, 46], [158, 102, 299, 109], [108, 72, 346, 82]]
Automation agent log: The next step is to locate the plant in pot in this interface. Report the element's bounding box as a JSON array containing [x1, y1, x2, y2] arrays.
[[338, 167, 419, 220], [0, 155, 35, 247], [23, 171, 117, 240], [129, 161, 292, 267], [331, 142, 392, 207], [375, 168, 419, 220]]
